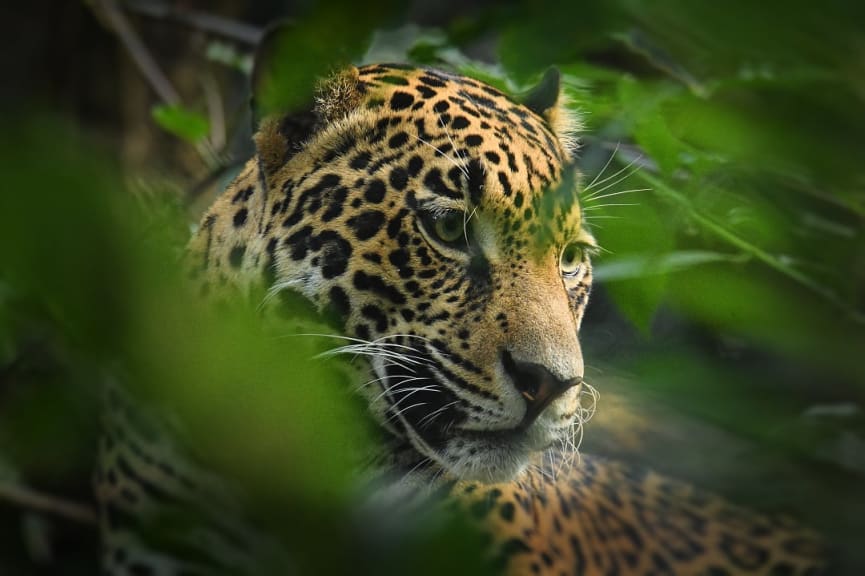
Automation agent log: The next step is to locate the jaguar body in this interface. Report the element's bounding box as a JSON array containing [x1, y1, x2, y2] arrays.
[[97, 59, 826, 575]]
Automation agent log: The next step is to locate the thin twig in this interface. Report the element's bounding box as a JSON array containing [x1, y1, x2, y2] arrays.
[[92, 0, 180, 105], [122, 0, 263, 45], [0, 483, 98, 526], [202, 72, 226, 151], [90, 0, 224, 168]]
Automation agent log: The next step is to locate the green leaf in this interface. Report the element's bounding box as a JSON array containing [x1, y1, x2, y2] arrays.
[[588, 194, 673, 333], [498, 2, 623, 81], [613, 28, 705, 95], [151, 104, 210, 143], [669, 262, 865, 383], [254, 0, 401, 117], [615, 78, 712, 177], [205, 40, 253, 74], [364, 24, 448, 64], [594, 250, 745, 281], [0, 117, 130, 358]]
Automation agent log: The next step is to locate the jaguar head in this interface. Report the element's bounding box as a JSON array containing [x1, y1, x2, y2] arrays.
[[258, 63, 596, 482]]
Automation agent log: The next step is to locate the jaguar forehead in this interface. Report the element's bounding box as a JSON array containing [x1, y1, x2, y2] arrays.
[[529, 167, 585, 245]]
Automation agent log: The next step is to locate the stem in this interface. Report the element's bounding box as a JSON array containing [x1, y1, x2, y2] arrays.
[[641, 171, 865, 325], [88, 0, 220, 167], [122, 0, 262, 45], [0, 482, 97, 526], [91, 0, 180, 105]]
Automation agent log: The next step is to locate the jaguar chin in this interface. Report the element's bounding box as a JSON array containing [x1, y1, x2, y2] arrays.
[[442, 417, 583, 483]]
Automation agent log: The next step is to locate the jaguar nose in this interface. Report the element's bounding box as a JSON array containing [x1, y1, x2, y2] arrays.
[[500, 350, 582, 430]]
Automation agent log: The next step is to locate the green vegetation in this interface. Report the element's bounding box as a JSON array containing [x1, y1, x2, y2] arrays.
[[2, 0, 863, 573]]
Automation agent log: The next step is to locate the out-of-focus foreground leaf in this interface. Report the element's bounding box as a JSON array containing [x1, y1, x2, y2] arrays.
[[253, 0, 406, 117], [0, 117, 493, 575]]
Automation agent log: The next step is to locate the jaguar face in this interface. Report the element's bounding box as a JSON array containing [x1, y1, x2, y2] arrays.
[[362, 156, 596, 483], [266, 65, 596, 482]]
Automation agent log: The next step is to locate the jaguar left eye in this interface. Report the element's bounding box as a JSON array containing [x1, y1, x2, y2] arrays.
[[560, 243, 584, 277]]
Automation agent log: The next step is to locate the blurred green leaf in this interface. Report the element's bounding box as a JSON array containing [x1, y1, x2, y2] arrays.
[[498, 1, 623, 81], [255, 0, 404, 117], [125, 295, 376, 504], [365, 24, 447, 64], [669, 262, 865, 382], [594, 250, 744, 281], [151, 104, 210, 143], [615, 78, 693, 176], [618, 0, 864, 80], [641, 171, 865, 326], [206, 40, 253, 74], [613, 28, 704, 94], [583, 168, 672, 332], [0, 117, 130, 359]]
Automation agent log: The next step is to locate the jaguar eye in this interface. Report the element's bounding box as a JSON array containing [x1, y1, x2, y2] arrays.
[[423, 210, 466, 245], [560, 243, 584, 277]]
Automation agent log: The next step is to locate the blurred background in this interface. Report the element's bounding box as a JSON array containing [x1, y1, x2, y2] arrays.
[[1, 0, 863, 574]]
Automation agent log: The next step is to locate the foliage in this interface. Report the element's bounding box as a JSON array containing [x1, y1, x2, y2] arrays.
[[152, 104, 211, 143], [2, 0, 865, 573], [0, 117, 493, 575]]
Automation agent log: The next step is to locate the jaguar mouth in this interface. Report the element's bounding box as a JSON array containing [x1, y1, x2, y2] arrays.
[[376, 354, 571, 482], [378, 358, 466, 445], [454, 424, 560, 451]]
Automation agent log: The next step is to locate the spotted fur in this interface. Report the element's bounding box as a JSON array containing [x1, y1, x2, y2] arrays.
[[98, 64, 825, 575]]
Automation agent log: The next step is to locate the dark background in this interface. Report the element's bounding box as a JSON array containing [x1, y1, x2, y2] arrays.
[[1, 1, 864, 574]]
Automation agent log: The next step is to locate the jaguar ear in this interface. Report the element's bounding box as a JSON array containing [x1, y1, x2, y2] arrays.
[[314, 66, 363, 125], [521, 67, 562, 120], [520, 67, 580, 156], [251, 21, 361, 123], [250, 21, 360, 183], [252, 66, 362, 181], [248, 23, 314, 194], [253, 111, 318, 183]]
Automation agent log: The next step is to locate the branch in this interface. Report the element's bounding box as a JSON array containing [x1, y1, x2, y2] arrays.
[[202, 72, 226, 152], [0, 482, 97, 526], [122, 0, 263, 45], [91, 0, 180, 105], [89, 0, 226, 168]]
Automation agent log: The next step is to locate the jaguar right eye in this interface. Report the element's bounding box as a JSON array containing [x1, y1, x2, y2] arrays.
[[420, 210, 468, 247]]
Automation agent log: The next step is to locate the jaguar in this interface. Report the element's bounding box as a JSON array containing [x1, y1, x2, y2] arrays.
[[96, 37, 826, 575]]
